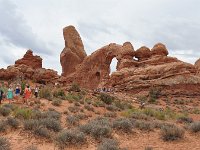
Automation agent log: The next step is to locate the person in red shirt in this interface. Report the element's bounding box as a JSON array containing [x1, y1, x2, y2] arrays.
[[24, 85, 32, 104]]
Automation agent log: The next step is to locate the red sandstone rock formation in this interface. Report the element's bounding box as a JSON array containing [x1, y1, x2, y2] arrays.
[[0, 50, 58, 84], [15, 50, 42, 69], [60, 25, 87, 76], [60, 26, 200, 97]]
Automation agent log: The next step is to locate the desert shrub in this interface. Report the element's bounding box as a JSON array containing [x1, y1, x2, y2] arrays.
[[97, 138, 120, 150], [55, 129, 86, 149], [0, 107, 11, 117], [189, 121, 200, 133], [40, 118, 61, 132], [31, 109, 43, 119], [85, 98, 92, 105], [161, 125, 184, 141], [6, 117, 19, 129], [84, 104, 94, 112], [93, 100, 105, 107], [68, 106, 80, 113], [69, 82, 81, 92], [0, 121, 7, 132], [145, 147, 153, 150], [99, 93, 114, 105], [34, 127, 50, 138], [25, 145, 38, 150], [74, 102, 81, 106], [53, 89, 65, 99], [24, 119, 39, 130], [66, 93, 83, 102], [2, 104, 16, 111], [42, 110, 61, 120], [75, 113, 87, 120], [130, 112, 150, 120], [14, 108, 33, 120], [66, 115, 79, 126], [39, 87, 52, 100], [79, 117, 112, 140], [114, 100, 133, 110], [177, 116, 193, 124], [0, 137, 11, 150], [134, 120, 154, 131], [104, 112, 117, 118], [112, 118, 133, 133], [106, 105, 119, 112], [148, 87, 161, 103], [52, 99, 62, 106]]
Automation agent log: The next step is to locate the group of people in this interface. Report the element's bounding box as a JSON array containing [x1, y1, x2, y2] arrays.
[[94, 87, 114, 93], [0, 83, 39, 104]]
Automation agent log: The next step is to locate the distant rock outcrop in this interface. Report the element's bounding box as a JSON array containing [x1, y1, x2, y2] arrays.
[[15, 50, 42, 69], [60, 25, 87, 76], [0, 50, 58, 84]]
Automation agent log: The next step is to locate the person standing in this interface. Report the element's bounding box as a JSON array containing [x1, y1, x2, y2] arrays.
[[0, 85, 4, 104], [15, 84, 21, 102], [7, 85, 14, 104], [34, 85, 39, 98], [24, 85, 32, 104]]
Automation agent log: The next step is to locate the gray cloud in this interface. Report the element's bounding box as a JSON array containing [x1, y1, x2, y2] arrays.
[[0, 0, 51, 55], [0, 0, 200, 74]]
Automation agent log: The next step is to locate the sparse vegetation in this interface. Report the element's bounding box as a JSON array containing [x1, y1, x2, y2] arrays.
[[161, 125, 184, 141], [6, 117, 20, 129], [55, 129, 86, 149], [52, 99, 62, 106], [97, 138, 120, 150], [99, 93, 114, 105], [189, 121, 200, 133], [112, 118, 133, 133], [0, 137, 11, 150], [39, 87, 52, 100], [69, 82, 81, 92]]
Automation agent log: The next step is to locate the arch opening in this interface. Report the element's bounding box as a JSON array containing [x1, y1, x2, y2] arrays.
[[109, 57, 118, 75]]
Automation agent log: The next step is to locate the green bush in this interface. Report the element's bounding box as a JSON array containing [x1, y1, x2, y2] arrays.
[[66, 115, 79, 126], [112, 118, 133, 133], [79, 117, 112, 140], [97, 138, 120, 150], [0, 121, 7, 132], [24, 119, 39, 130], [34, 127, 50, 138], [6, 117, 19, 129], [25, 145, 38, 150], [99, 93, 114, 105], [39, 87, 52, 100], [52, 99, 62, 106], [0, 137, 11, 150], [53, 89, 65, 99], [55, 129, 86, 149], [134, 120, 154, 131], [40, 118, 61, 132], [14, 108, 33, 120], [0, 107, 11, 117], [161, 125, 184, 141], [42, 110, 61, 120], [149, 87, 161, 103], [189, 121, 200, 133], [69, 83, 81, 92]]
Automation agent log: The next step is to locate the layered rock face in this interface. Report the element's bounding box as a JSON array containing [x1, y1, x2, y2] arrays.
[[60, 26, 87, 76], [0, 50, 58, 84], [60, 26, 200, 96], [15, 50, 42, 69]]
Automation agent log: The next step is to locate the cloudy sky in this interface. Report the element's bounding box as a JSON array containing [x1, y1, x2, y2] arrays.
[[0, 0, 200, 74]]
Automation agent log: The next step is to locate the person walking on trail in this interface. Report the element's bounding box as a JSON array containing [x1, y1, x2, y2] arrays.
[[24, 85, 32, 104], [7, 85, 14, 104], [0, 85, 4, 104], [34, 85, 39, 98], [15, 84, 21, 101]]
